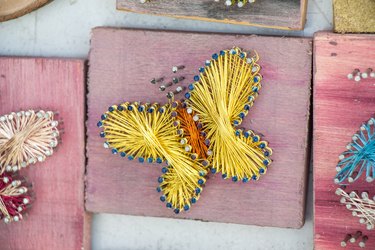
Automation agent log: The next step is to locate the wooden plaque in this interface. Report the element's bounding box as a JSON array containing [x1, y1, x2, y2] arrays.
[[0, 58, 90, 249], [117, 0, 308, 30], [0, 0, 50, 22], [86, 27, 312, 228], [314, 32, 375, 249]]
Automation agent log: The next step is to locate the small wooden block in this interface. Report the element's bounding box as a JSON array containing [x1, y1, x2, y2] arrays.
[[0, 58, 90, 249], [86, 27, 312, 228], [0, 0, 50, 22], [314, 32, 375, 249], [117, 0, 307, 30], [333, 0, 375, 33]]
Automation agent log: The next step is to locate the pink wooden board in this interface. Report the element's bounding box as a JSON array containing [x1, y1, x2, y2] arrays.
[[0, 58, 90, 249], [314, 32, 375, 249], [86, 28, 312, 228]]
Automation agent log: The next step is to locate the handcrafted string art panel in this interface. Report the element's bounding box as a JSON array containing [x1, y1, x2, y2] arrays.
[[140, 0, 256, 8], [0, 57, 88, 250], [98, 47, 272, 213], [314, 32, 375, 249], [87, 28, 312, 227]]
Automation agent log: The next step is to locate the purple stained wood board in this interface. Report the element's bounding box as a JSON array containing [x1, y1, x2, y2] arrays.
[[0, 58, 90, 249], [314, 32, 375, 249], [86, 27, 312, 228]]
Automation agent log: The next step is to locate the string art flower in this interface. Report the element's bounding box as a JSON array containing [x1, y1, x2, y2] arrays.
[[98, 47, 272, 213], [334, 116, 375, 184]]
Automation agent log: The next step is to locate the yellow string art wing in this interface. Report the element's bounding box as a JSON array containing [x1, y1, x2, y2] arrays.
[[184, 47, 272, 182], [97, 102, 208, 213]]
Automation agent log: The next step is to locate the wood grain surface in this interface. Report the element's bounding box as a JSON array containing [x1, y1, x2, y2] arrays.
[[0, 58, 90, 250], [117, 0, 307, 30], [86, 27, 312, 228], [0, 0, 50, 22], [314, 32, 375, 249]]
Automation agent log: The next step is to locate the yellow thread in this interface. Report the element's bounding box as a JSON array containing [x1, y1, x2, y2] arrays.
[[101, 102, 207, 211], [187, 47, 272, 181]]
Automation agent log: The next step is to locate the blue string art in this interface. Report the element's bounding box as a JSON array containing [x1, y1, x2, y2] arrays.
[[334, 116, 375, 184]]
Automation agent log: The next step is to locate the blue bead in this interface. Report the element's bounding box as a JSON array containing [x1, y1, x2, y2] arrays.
[[230, 50, 237, 55], [111, 148, 118, 154], [156, 158, 162, 164], [188, 84, 194, 90], [264, 151, 270, 157], [147, 158, 153, 163], [240, 52, 245, 59], [259, 168, 265, 174], [205, 61, 211, 66], [254, 76, 259, 83], [211, 168, 217, 174], [244, 104, 250, 111], [97, 121, 103, 127], [198, 179, 204, 185], [235, 130, 241, 136], [156, 187, 162, 192], [120, 152, 126, 157], [252, 175, 257, 180], [174, 208, 180, 214], [117, 105, 124, 111], [108, 106, 114, 112], [158, 108, 164, 113], [212, 53, 218, 60], [259, 143, 265, 149], [195, 188, 201, 194], [252, 87, 258, 92], [166, 203, 172, 208], [253, 136, 259, 142], [160, 196, 166, 202], [138, 157, 144, 163], [232, 176, 238, 182], [220, 50, 225, 56], [244, 131, 250, 138], [199, 67, 205, 73], [194, 75, 200, 81], [100, 132, 105, 138], [233, 120, 239, 126], [158, 177, 164, 183], [138, 106, 144, 112], [222, 174, 227, 179], [199, 171, 205, 177], [263, 160, 269, 166], [185, 93, 191, 99], [248, 96, 254, 102], [101, 114, 107, 120], [162, 167, 168, 174], [184, 205, 190, 211], [148, 108, 154, 113], [239, 112, 245, 119], [191, 197, 197, 204], [128, 106, 133, 111], [242, 177, 249, 183], [128, 155, 134, 160]]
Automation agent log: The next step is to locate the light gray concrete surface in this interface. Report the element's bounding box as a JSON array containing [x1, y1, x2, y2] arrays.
[[0, 0, 332, 249]]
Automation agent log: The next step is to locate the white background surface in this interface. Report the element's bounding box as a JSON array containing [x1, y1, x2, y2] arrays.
[[0, 1, 332, 249]]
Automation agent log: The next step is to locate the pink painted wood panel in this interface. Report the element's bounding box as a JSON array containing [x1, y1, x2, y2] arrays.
[[314, 32, 375, 249], [117, 0, 308, 30], [86, 28, 312, 228], [0, 58, 90, 250]]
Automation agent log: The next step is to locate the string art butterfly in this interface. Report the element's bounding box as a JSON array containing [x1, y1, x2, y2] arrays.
[[98, 47, 272, 213], [0, 110, 61, 223]]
